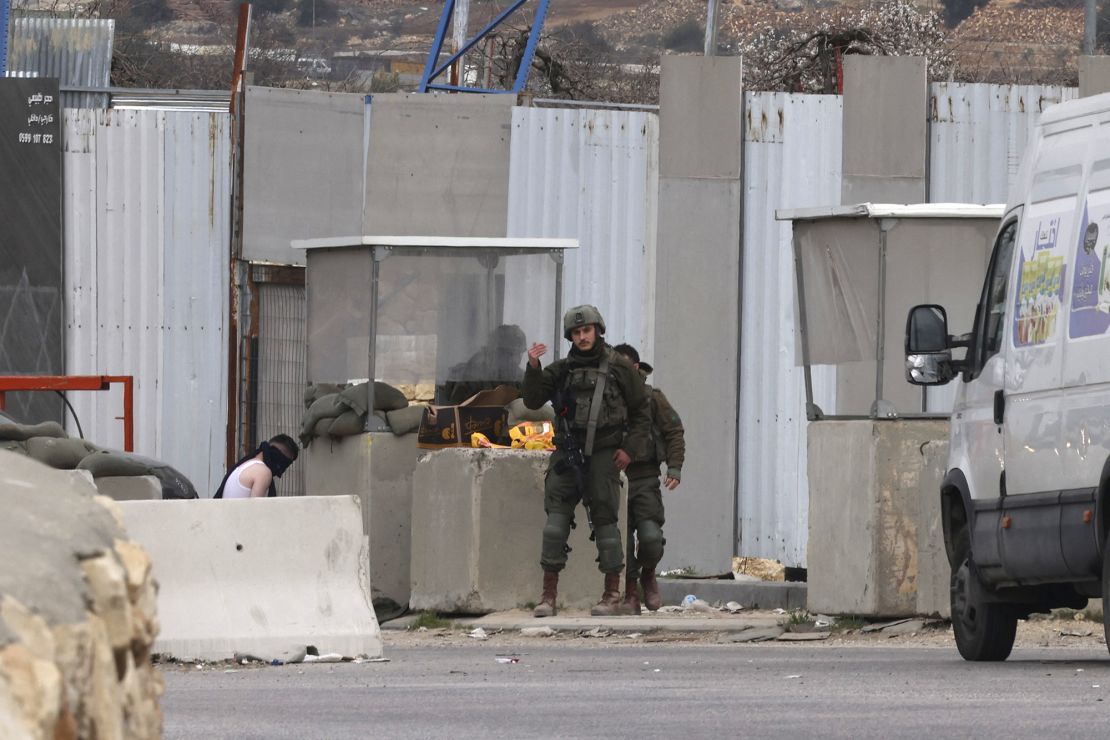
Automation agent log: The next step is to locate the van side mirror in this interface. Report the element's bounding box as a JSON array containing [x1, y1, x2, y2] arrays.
[[905, 304, 955, 386]]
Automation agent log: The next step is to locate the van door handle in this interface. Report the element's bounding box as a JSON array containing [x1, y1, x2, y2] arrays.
[[994, 390, 1005, 425]]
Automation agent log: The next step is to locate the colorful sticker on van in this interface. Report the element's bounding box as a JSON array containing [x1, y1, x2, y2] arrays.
[[1069, 199, 1110, 339], [1013, 213, 1068, 348]]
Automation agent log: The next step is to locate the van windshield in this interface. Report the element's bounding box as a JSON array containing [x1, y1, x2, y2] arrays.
[[978, 219, 1018, 366]]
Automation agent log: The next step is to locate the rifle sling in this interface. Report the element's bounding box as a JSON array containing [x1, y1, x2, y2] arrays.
[[584, 351, 609, 457]]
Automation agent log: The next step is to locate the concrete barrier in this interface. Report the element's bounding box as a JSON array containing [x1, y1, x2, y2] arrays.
[[303, 433, 417, 611], [410, 448, 628, 613], [117, 496, 382, 661], [807, 419, 950, 618], [96, 475, 161, 501]]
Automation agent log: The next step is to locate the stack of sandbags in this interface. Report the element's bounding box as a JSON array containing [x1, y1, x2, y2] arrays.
[[77, 451, 198, 500], [0, 419, 197, 500], [299, 381, 426, 446], [0, 451, 162, 739]]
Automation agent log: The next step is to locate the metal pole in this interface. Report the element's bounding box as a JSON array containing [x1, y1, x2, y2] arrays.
[[704, 0, 719, 56], [792, 234, 818, 420], [453, 0, 469, 84], [1084, 0, 1096, 55]]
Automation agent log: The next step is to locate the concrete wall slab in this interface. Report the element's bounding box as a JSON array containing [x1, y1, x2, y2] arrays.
[[807, 419, 949, 617], [655, 177, 741, 575], [1080, 56, 1110, 97], [654, 54, 743, 576], [363, 93, 512, 236], [842, 56, 927, 204], [659, 55, 743, 179], [409, 448, 627, 613], [243, 86, 365, 265], [303, 432, 418, 609]]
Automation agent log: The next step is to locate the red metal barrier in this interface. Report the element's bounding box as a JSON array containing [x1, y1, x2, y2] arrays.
[[0, 375, 135, 451]]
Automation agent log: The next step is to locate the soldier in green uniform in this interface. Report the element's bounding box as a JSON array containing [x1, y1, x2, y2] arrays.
[[613, 343, 686, 613], [522, 305, 651, 617]]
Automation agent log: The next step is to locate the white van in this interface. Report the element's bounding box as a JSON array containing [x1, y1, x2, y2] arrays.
[[905, 93, 1110, 661]]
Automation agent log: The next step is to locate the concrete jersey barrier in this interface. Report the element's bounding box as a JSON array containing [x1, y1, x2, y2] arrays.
[[117, 496, 382, 661]]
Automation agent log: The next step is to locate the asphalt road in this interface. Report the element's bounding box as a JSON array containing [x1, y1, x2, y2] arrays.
[[163, 644, 1110, 739]]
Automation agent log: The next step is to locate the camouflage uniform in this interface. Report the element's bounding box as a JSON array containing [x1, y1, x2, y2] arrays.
[[623, 363, 685, 611], [522, 306, 651, 617]]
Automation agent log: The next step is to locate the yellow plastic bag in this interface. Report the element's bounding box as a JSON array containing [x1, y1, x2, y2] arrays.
[[470, 432, 509, 449], [509, 421, 555, 451]]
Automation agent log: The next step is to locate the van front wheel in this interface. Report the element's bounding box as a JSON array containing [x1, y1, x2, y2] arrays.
[[951, 556, 1017, 661]]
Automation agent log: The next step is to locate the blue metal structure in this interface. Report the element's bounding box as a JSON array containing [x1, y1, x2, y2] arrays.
[[1, 0, 10, 75], [419, 0, 552, 94]]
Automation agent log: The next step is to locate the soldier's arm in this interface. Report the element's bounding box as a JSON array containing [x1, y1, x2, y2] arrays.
[[522, 360, 559, 409], [617, 361, 651, 458], [653, 388, 686, 480]]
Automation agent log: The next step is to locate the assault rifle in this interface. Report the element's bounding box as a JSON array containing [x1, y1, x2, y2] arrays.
[[551, 385, 594, 539]]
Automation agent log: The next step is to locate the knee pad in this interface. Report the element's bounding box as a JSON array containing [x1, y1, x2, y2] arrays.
[[636, 520, 665, 567], [541, 512, 573, 569], [593, 523, 624, 573]]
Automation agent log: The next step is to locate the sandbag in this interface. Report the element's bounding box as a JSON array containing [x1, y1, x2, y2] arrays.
[[336, 381, 408, 415], [76, 450, 198, 499], [506, 398, 555, 427], [0, 420, 67, 442], [385, 405, 426, 436], [303, 383, 344, 410], [25, 436, 99, 470], [299, 393, 343, 446], [327, 410, 366, 437]]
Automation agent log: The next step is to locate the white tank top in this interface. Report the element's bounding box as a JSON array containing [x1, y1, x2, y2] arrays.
[[222, 459, 267, 499]]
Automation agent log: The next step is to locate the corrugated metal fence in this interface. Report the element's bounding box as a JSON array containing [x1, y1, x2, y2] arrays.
[[7, 18, 114, 108], [63, 108, 230, 497], [739, 92, 842, 567], [929, 82, 1076, 203], [507, 106, 660, 359]]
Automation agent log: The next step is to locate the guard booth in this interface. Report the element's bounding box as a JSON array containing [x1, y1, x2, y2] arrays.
[[775, 203, 1003, 618], [294, 235, 578, 614]]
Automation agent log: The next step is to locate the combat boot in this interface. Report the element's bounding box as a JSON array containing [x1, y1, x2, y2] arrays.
[[533, 571, 559, 617], [640, 569, 662, 611], [618, 575, 641, 616], [590, 572, 622, 616]]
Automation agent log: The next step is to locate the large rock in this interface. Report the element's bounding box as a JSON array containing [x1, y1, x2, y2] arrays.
[[0, 451, 162, 739]]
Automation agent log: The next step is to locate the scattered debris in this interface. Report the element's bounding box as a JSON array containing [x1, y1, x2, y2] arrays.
[[785, 674, 802, 679], [1059, 630, 1094, 638], [520, 626, 556, 638], [732, 556, 786, 582], [682, 598, 715, 614], [881, 620, 926, 637], [773, 608, 787, 615], [494, 656, 520, 664], [303, 653, 345, 663], [861, 618, 915, 634], [727, 626, 785, 643], [579, 626, 613, 639], [468, 627, 490, 641], [777, 632, 830, 642], [626, 632, 643, 639], [657, 606, 685, 614], [724, 601, 744, 614]]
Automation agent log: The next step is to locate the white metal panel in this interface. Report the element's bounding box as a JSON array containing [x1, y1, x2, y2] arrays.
[[740, 92, 842, 567], [256, 283, 305, 497], [161, 112, 231, 496], [63, 108, 230, 496], [929, 82, 1077, 204], [507, 106, 659, 360]]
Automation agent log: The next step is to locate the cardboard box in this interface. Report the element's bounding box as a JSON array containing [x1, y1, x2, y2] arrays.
[[417, 385, 518, 450]]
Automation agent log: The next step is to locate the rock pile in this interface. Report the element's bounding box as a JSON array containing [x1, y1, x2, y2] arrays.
[[0, 452, 162, 740]]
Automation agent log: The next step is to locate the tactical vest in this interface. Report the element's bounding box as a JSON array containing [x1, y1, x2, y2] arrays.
[[563, 348, 628, 445]]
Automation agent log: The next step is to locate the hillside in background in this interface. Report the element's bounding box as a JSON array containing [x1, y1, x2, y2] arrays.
[[10, 0, 1093, 95]]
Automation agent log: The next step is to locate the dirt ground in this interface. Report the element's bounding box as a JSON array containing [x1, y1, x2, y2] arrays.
[[383, 610, 1110, 652]]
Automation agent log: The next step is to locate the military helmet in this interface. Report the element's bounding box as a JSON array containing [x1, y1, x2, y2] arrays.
[[563, 305, 606, 340]]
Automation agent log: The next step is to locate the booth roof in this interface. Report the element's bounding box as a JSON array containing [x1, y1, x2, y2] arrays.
[[291, 235, 579, 250], [774, 203, 1005, 222]]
